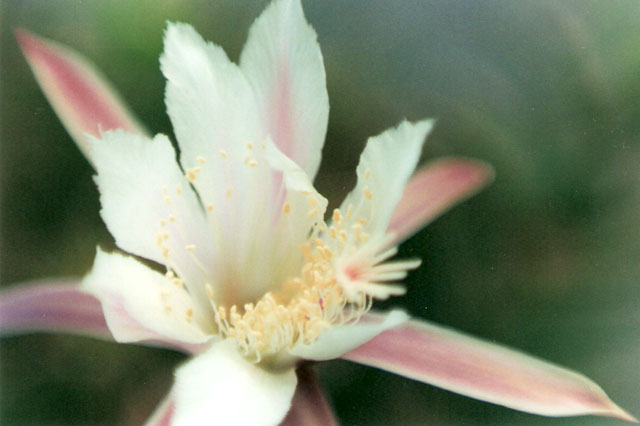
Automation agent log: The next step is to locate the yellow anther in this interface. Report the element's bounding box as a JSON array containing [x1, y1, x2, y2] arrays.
[[164, 196, 172, 205], [345, 204, 353, 220], [283, 203, 291, 214], [364, 168, 371, 179], [219, 149, 228, 159], [160, 219, 167, 227], [248, 159, 258, 168], [329, 227, 337, 239], [308, 197, 317, 207], [186, 167, 201, 182], [247, 143, 254, 150], [226, 186, 233, 198], [162, 232, 169, 240], [165, 270, 175, 280], [363, 187, 373, 200], [197, 156, 206, 165], [185, 244, 196, 252], [162, 186, 169, 195], [307, 208, 318, 217], [168, 214, 176, 222], [186, 309, 194, 322], [206, 203, 214, 212], [176, 185, 182, 196], [162, 247, 170, 259], [332, 209, 342, 223]]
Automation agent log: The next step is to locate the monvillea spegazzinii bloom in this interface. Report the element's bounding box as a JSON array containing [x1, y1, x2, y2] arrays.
[[3, 1, 636, 425]]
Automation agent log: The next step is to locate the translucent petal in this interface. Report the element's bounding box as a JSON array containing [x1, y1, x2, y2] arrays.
[[91, 130, 216, 315], [338, 120, 434, 238], [289, 309, 408, 361], [82, 249, 212, 345]]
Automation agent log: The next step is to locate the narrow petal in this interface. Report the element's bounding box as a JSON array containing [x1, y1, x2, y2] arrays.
[[289, 310, 408, 361], [342, 317, 637, 421], [82, 249, 211, 346], [281, 366, 338, 426], [15, 29, 146, 163], [91, 130, 217, 314], [0, 279, 111, 340], [144, 393, 175, 426], [173, 340, 297, 426], [387, 158, 495, 245], [240, 0, 329, 179], [338, 120, 434, 237]]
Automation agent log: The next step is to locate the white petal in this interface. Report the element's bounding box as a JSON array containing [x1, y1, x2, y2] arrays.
[[339, 120, 434, 237], [91, 130, 217, 315], [173, 340, 297, 426], [161, 22, 261, 212], [289, 309, 408, 361], [240, 0, 329, 179], [82, 248, 211, 344], [211, 139, 328, 306]]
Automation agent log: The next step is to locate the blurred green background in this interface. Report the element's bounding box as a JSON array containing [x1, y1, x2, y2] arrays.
[[2, 0, 640, 424]]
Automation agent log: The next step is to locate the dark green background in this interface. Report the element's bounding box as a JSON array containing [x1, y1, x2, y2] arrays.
[[2, 1, 640, 424]]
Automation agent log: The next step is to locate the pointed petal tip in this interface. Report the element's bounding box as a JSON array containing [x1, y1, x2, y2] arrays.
[[603, 401, 638, 423], [441, 157, 496, 186], [15, 27, 147, 164], [14, 28, 47, 59]]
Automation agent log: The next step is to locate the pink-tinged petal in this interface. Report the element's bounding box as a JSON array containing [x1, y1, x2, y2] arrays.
[[289, 310, 408, 361], [15, 29, 147, 163], [0, 278, 203, 355], [0, 279, 111, 340], [342, 317, 636, 421], [387, 158, 495, 245], [83, 249, 212, 350], [281, 366, 337, 426], [240, 0, 329, 179], [144, 393, 175, 426]]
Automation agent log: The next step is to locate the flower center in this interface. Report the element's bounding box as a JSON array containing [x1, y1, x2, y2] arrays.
[[202, 204, 420, 363]]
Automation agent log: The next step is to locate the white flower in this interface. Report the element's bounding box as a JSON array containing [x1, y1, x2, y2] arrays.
[[9, 1, 635, 425], [81, 1, 435, 422]]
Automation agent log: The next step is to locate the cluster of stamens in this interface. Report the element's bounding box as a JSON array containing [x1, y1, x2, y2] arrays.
[[205, 237, 372, 362]]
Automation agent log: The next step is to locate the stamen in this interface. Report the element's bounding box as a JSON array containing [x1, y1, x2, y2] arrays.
[[363, 186, 373, 200]]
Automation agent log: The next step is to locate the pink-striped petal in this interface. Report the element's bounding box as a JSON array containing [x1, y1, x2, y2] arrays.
[[240, 0, 329, 180], [16, 29, 147, 163], [387, 158, 494, 245], [0, 279, 111, 339], [342, 317, 636, 421], [144, 393, 175, 426], [281, 366, 338, 426], [0, 280, 201, 354]]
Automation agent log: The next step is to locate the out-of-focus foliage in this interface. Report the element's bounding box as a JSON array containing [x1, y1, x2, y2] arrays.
[[2, 1, 639, 424]]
